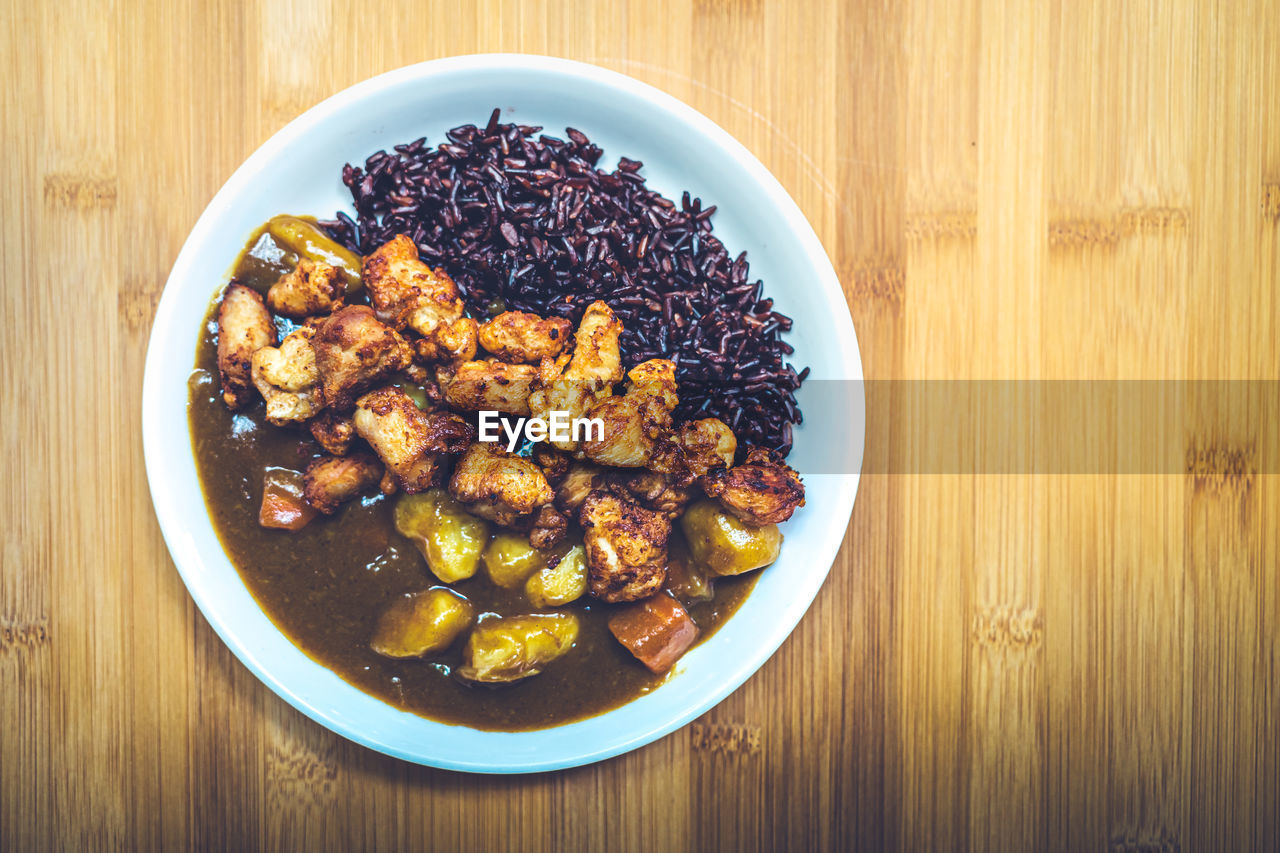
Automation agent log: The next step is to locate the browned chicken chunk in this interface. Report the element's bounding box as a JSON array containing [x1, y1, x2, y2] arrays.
[[528, 301, 624, 451], [250, 327, 321, 426], [533, 443, 570, 484], [582, 359, 679, 468], [437, 359, 537, 416], [266, 259, 345, 319], [448, 442, 553, 526], [303, 452, 384, 514], [312, 305, 412, 410], [309, 410, 356, 456], [654, 417, 738, 485], [217, 282, 277, 409], [363, 234, 476, 361], [527, 504, 569, 550], [608, 470, 692, 519], [478, 311, 573, 364], [354, 387, 475, 492], [554, 462, 605, 514], [579, 491, 670, 603], [413, 317, 478, 364], [702, 447, 806, 526]]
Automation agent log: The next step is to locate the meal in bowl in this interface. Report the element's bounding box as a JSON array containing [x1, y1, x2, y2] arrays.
[[188, 112, 807, 730]]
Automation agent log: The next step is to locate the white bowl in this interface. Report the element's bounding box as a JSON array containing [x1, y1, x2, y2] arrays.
[[143, 54, 863, 773]]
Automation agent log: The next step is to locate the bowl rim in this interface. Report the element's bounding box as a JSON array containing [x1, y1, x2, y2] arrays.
[[142, 53, 863, 773]]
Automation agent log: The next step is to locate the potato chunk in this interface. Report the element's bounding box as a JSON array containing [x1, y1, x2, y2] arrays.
[[394, 489, 489, 583], [679, 499, 782, 576], [458, 614, 579, 683], [370, 588, 475, 659], [525, 545, 588, 608], [482, 533, 547, 589]]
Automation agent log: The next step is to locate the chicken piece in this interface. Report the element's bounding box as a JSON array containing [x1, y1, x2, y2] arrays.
[[266, 259, 345, 319], [302, 452, 384, 514], [581, 359, 679, 468], [527, 301, 624, 451], [478, 311, 573, 364], [527, 504, 568, 550], [436, 359, 537, 416], [309, 410, 356, 456], [579, 491, 670, 603], [413, 317, 478, 363], [250, 327, 322, 426], [362, 234, 472, 361], [702, 447, 806, 526], [653, 417, 738, 485], [554, 462, 605, 514], [608, 470, 691, 519], [532, 443, 570, 484], [677, 417, 737, 476], [354, 387, 475, 493], [448, 442, 553, 526], [216, 282, 277, 410], [312, 305, 412, 410]]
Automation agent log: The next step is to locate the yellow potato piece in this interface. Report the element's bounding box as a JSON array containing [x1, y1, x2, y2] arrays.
[[458, 614, 579, 683], [525, 545, 588, 608], [679, 499, 782, 576], [482, 533, 546, 589], [370, 588, 475, 659], [394, 489, 489, 583]]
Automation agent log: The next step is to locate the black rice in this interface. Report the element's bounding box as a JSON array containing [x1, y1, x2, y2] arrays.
[[320, 108, 805, 457]]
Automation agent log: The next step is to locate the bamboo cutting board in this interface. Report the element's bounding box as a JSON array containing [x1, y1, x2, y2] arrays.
[[3, 0, 1278, 850]]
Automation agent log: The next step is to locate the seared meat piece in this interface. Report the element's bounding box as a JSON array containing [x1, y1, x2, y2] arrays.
[[582, 359, 678, 468], [653, 417, 738, 485], [702, 447, 806, 526], [216, 282, 276, 410], [532, 443, 570, 484], [478, 311, 572, 364], [354, 387, 474, 492], [250, 327, 322, 425], [436, 359, 537, 416], [413, 317, 478, 364], [266, 259, 344, 319], [579, 491, 670, 603], [554, 462, 605, 515], [527, 504, 568, 550], [448, 442, 553, 526], [528, 301, 624, 451], [609, 470, 691, 519], [363, 234, 475, 361], [309, 410, 356, 456], [303, 452, 384, 514], [312, 305, 412, 410]]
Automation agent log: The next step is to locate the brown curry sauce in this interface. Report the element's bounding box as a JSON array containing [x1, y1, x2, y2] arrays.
[[187, 226, 756, 731]]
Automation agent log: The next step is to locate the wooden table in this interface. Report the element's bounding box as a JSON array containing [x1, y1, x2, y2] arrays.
[[4, 1, 1277, 849]]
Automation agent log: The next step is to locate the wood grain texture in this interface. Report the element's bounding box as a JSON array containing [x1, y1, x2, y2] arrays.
[[2, 0, 1277, 850]]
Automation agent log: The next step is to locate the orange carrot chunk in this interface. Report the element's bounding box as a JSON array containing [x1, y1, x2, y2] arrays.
[[259, 469, 317, 531], [608, 593, 700, 674]]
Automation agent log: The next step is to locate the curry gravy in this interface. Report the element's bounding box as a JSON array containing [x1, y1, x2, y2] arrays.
[[186, 228, 756, 730]]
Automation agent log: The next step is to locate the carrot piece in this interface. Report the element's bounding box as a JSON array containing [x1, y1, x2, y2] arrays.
[[608, 593, 700, 674], [259, 469, 317, 531]]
